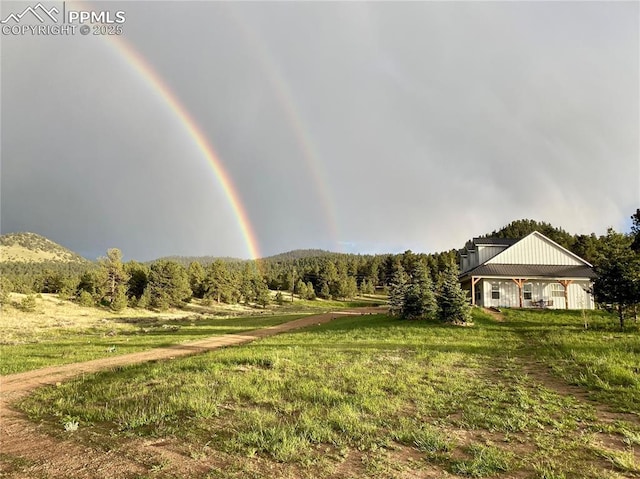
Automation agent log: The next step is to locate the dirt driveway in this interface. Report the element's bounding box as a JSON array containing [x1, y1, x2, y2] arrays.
[[0, 307, 384, 478]]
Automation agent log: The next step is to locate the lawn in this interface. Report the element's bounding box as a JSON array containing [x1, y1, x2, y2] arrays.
[[16, 308, 640, 478]]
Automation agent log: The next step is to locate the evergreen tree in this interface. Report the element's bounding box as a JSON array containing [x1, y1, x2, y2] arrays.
[[125, 261, 149, 300], [572, 234, 601, 265], [77, 270, 100, 299], [594, 228, 640, 329], [305, 281, 316, 300], [187, 261, 206, 298], [319, 282, 331, 299], [110, 288, 128, 311], [98, 248, 129, 307], [402, 262, 437, 320], [255, 279, 271, 308], [437, 263, 471, 323], [359, 278, 375, 295], [275, 291, 284, 305], [148, 260, 192, 310], [388, 265, 408, 317], [334, 275, 358, 299], [631, 209, 640, 253], [295, 279, 308, 299], [77, 290, 94, 307], [203, 260, 234, 303]]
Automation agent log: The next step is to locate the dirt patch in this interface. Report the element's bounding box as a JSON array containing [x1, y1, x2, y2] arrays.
[[0, 307, 386, 479], [482, 307, 505, 322]]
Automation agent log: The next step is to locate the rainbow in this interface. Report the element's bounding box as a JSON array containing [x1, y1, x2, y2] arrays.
[[106, 34, 261, 260], [224, 6, 341, 249]]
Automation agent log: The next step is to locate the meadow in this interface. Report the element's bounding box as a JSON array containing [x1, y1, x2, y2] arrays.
[[14, 307, 640, 478], [1, 292, 386, 375]]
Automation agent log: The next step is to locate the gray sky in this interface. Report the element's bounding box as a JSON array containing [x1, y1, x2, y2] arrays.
[[1, 1, 638, 261]]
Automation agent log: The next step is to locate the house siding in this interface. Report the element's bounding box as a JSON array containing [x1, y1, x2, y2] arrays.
[[477, 245, 508, 264], [486, 234, 583, 266], [476, 279, 593, 309]]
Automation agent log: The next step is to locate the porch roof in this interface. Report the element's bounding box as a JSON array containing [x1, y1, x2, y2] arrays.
[[460, 263, 596, 280]]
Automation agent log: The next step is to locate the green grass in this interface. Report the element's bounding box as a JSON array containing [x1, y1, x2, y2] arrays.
[[16, 308, 640, 478], [0, 314, 307, 375], [501, 308, 640, 413], [273, 294, 386, 312]]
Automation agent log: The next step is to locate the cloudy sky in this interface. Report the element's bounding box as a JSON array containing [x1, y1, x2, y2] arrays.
[[1, 1, 638, 261]]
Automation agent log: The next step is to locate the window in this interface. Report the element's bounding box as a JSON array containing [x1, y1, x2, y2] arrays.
[[550, 283, 564, 298], [491, 283, 500, 300], [523, 283, 532, 301], [475, 287, 482, 302]]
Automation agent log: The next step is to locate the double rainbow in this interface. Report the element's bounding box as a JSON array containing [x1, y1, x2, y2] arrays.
[[109, 35, 261, 260]]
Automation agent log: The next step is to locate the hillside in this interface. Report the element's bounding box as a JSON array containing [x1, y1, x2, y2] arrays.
[[150, 255, 245, 267], [264, 249, 340, 262], [0, 232, 89, 264]]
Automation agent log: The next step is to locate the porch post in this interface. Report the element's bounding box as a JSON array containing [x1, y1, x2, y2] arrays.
[[511, 278, 526, 308], [471, 277, 481, 306], [559, 280, 573, 310]]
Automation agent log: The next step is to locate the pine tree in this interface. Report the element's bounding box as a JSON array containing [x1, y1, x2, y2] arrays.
[[402, 262, 437, 320], [305, 281, 316, 300], [319, 282, 331, 299], [255, 279, 271, 308], [98, 248, 130, 307], [437, 263, 471, 323], [594, 228, 640, 329], [295, 279, 308, 300], [125, 261, 149, 300], [187, 262, 206, 298], [388, 265, 408, 317], [148, 260, 192, 310], [203, 260, 234, 303], [631, 209, 640, 253], [275, 291, 284, 305]]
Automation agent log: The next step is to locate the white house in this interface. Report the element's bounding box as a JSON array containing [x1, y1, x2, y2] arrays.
[[458, 231, 596, 310]]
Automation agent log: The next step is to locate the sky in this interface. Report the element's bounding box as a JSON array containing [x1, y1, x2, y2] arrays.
[[1, 1, 638, 261]]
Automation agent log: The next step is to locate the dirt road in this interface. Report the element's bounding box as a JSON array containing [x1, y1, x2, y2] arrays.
[[0, 307, 384, 478]]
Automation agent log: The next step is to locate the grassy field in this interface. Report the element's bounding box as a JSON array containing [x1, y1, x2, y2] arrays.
[[15, 307, 640, 478], [0, 293, 325, 375]]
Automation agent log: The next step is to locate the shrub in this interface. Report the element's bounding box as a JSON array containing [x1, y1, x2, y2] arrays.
[[77, 290, 94, 307], [20, 294, 37, 312]]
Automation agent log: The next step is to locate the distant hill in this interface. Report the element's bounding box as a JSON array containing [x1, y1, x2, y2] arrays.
[[150, 255, 245, 267], [263, 249, 341, 262], [0, 232, 89, 264], [480, 219, 576, 250], [151, 250, 344, 266]]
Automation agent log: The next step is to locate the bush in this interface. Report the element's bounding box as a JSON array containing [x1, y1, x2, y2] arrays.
[[275, 291, 284, 305], [110, 289, 128, 312], [77, 290, 94, 307], [20, 294, 37, 312]]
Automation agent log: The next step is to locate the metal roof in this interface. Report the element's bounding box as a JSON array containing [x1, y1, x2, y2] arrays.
[[460, 263, 596, 280], [471, 237, 519, 246]]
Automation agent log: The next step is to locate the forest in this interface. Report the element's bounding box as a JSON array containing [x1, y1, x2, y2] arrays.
[[1, 216, 638, 318]]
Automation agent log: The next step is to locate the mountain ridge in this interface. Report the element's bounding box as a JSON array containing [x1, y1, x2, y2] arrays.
[[0, 232, 89, 264]]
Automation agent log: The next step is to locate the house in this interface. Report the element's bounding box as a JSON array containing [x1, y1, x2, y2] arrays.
[[458, 231, 596, 310]]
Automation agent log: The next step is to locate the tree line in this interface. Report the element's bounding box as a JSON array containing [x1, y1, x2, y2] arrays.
[[0, 246, 458, 312], [1, 215, 638, 323]]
